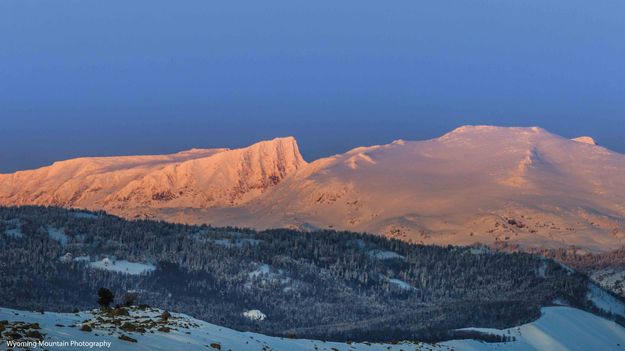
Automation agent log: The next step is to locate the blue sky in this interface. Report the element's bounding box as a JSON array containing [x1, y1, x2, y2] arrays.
[[1, 0, 624, 172]]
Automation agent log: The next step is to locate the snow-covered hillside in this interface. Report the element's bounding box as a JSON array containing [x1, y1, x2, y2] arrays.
[[592, 268, 625, 297], [0, 137, 305, 213], [241, 126, 625, 252], [1, 306, 624, 351], [2, 126, 625, 252]]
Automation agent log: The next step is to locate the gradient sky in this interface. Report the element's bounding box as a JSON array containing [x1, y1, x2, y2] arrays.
[[1, 0, 624, 173]]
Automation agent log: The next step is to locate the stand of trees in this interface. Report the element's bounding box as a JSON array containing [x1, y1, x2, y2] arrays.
[[0, 206, 592, 342]]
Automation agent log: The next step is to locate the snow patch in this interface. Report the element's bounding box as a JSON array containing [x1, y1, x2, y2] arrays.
[[243, 309, 267, 321], [211, 238, 262, 248], [367, 249, 405, 260], [246, 264, 293, 290], [468, 246, 490, 255], [70, 211, 99, 219], [587, 284, 625, 317], [59, 252, 73, 263], [248, 264, 272, 279], [536, 261, 548, 278], [47, 226, 68, 246], [4, 219, 23, 238], [388, 278, 415, 291], [89, 258, 155, 275]]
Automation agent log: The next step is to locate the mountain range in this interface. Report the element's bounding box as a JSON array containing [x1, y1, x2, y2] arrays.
[[2, 125, 624, 252]]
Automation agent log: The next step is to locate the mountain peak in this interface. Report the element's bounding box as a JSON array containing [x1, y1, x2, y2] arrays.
[[440, 125, 548, 140], [572, 136, 598, 145], [254, 136, 299, 150], [255, 136, 297, 144], [244, 136, 306, 166], [0, 136, 306, 209]]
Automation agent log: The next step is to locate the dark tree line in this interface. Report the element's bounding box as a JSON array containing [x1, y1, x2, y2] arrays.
[[0, 206, 593, 342], [537, 246, 625, 271]]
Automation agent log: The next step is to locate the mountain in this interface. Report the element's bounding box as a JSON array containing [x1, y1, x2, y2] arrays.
[[237, 126, 625, 252], [0, 137, 305, 218], [2, 126, 625, 252], [2, 305, 625, 351]]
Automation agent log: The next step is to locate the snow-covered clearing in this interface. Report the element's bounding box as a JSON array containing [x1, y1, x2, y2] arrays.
[[89, 258, 155, 275], [47, 227, 68, 246], [367, 249, 404, 260], [3, 219, 22, 238], [587, 283, 625, 317], [388, 278, 415, 290]]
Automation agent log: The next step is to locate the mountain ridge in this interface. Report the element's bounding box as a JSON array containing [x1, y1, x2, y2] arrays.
[[2, 126, 624, 252], [0, 136, 305, 209]]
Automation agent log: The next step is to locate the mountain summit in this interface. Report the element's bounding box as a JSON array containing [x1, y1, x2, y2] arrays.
[[572, 136, 599, 145], [2, 127, 624, 252], [0, 136, 305, 212]]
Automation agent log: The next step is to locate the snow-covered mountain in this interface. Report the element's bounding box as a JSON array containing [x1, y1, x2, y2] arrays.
[[236, 126, 625, 252], [2, 126, 625, 252], [0, 137, 305, 216], [1, 305, 624, 351]]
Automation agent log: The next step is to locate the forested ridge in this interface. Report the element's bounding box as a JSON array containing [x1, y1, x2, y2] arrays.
[[0, 206, 597, 342]]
